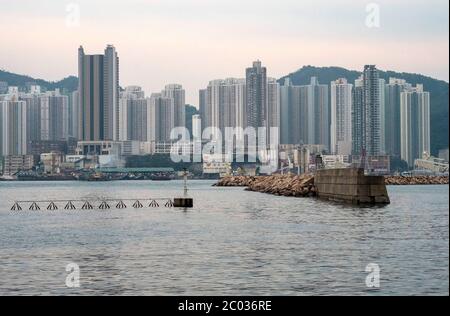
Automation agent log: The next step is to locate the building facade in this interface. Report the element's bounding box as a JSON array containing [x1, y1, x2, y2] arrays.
[[161, 84, 185, 128], [385, 78, 411, 157], [148, 93, 175, 143], [245, 60, 267, 130], [363, 65, 382, 156], [330, 78, 353, 155], [0, 100, 27, 156], [400, 85, 431, 167], [78, 45, 119, 141]]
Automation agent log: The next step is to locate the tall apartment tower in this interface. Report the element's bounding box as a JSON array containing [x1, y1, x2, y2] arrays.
[[162, 84, 185, 128], [352, 76, 365, 155], [206, 78, 246, 140], [119, 87, 149, 142], [70, 91, 80, 139], [199, 89, 209, 131], [363, 65, 382, 156], [40, 91, 69, 141], [385, 78, 411, 157], [266, 78, 280, 144], [21, 93, 42, 143], [245, 60, 267, 130], [0, 100, 27, 156], [78, 45, 119, 141], [280, 78, 292, 144], [279, 77, 328, 148], [379, 78, 386, 154], [400, 85, 430, 167], [330, 78, 353, 155], [306, 77, 329, 150], [148, 93, 175, 143], [192, 114, 202, 141]]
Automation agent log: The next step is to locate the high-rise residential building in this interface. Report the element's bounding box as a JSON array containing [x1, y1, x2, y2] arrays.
[[20, 93, 42, 143], [70, 91, 80, 139], [103, 45, 120, 140], [78, 45, 119, 141], [330, 78, 353, 155], [280, 78, 292, 144], [266, 78, 280, 144], [119, 89, 149, 142], [161, 84, 185, 128], [379, 78, 386, 154], [246, 60, 267, 130], [279, 82, 306, 145], [199, 89, 209, 131], [148, 93, 175, 143], [305, 77, 329, 150], [118, 86, 147, 142], [385, 78, 411, 157], [192, 114, 202, 141], [400, 85, 430, 167], [363, 65, 382, 156], [352, 66, 382, 156], [40, 91, 69, 141], [121, 86, 145, 99], [0, 100, 27, 156], [206, 78, 246, 140], [352, 76, 365, 155], [280, 77, 328, 148]]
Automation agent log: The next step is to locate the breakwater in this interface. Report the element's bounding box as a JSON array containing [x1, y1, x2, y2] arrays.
[[214, 174, 316, 197], [215, 174, 448, 199], [314, 168, 390, 204], [385, 175, 448, 185]]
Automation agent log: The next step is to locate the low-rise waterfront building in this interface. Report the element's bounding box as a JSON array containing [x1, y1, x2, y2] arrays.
[[2, 155, 35, 176], [40, 152, 64, 174]]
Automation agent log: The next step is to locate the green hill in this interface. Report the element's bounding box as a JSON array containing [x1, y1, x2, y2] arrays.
[[279, 66, 449, 156], [0, 69, 78, 93]]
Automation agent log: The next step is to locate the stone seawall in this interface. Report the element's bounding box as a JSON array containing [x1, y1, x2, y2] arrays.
[[314, 168, 390, 205], [385, 176, 448, 185], [214, 174, 316, 197], [214, 173, 448, 203]]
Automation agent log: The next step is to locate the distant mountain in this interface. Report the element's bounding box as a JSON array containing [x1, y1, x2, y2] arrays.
[[279, 66, 449, 156], [0, 69, 78, 93]]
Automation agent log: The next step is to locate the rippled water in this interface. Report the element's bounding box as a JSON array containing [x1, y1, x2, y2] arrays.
[[0, 180, 448, 296]]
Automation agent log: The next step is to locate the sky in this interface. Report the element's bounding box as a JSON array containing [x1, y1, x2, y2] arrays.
[[0, 0, 448, 105]]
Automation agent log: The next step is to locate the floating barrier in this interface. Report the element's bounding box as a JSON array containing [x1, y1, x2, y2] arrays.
[[10, 198, 180, 212], [10, 169, 194, 212]]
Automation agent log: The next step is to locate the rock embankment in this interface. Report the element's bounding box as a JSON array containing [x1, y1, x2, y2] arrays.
[[384, 176, 448, 185], [215, 174, 448, 198], [215, 174, 316, 197]]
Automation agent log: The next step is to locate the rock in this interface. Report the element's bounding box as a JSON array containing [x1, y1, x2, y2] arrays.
[[384, 176, 449, 185], [215, 174, 448, 198], [215, 174, 316, 198]]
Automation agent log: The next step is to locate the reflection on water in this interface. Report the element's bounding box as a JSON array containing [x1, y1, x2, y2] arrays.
[[0, 181, 448, 295]]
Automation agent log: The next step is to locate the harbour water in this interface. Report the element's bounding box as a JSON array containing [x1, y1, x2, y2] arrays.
[[0, 180, 448, 296]]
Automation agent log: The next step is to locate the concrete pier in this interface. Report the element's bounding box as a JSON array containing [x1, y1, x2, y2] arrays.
[[173, 198, 194, 208], [314, 168, 390, 205]]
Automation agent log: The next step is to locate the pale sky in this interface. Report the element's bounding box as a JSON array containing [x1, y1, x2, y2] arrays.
[[1, 0, 448, 105]]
